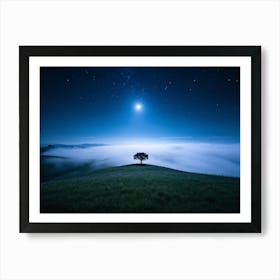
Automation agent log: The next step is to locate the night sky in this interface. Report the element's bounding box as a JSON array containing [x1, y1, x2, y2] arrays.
[[40, 67, 240, 145]]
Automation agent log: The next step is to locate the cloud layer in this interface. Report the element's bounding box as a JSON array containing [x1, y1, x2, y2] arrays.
[[41, 142, 240, 178]]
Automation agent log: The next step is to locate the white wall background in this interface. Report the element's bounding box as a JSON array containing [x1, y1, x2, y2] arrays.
[[0, 0, 279, 279]]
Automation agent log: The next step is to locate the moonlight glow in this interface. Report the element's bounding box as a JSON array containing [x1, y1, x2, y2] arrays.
[[135, 103, 142, 111]]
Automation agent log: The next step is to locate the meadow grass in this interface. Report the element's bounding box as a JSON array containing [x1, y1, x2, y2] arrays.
[[40, 164, 240, 213]]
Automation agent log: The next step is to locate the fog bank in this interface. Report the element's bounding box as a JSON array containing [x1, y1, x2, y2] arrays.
[[41, 142, 240, 178]]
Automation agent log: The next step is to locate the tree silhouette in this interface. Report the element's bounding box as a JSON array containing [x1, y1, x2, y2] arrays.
[[133, 152, 149, 165]]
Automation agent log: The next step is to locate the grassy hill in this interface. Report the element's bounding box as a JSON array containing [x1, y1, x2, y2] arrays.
[[40, 164, 240, 213]]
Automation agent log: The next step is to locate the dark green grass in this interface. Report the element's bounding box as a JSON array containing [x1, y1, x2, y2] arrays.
[[40, 164, 240, 213]]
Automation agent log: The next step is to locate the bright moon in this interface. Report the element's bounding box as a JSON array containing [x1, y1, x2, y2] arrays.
[[135, 103, 142, 111]]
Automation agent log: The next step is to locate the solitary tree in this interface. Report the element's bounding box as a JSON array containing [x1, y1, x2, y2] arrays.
[[133, 152, 149, 165]]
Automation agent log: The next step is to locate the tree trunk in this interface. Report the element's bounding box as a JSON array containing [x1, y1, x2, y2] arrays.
[[140, 159, 142, 164]]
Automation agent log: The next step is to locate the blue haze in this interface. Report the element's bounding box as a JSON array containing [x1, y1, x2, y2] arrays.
[[41, 67, 240, 177]]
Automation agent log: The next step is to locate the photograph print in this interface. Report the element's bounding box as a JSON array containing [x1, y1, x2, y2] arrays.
[[40, 66, 240, 213], [20, 46, 261, 233]]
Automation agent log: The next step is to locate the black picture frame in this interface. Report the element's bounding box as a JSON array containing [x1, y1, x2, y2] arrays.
[[20, 46, 261, 233]]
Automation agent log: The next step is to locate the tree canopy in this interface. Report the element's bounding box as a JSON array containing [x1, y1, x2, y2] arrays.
[[133, 152, 149, 164]]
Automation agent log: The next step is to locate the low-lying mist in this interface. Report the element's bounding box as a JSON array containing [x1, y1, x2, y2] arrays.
[[41, 142, 240, 181]]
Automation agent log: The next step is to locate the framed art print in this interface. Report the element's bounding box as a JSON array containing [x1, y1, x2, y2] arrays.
[[20, 46, 261, 233]]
